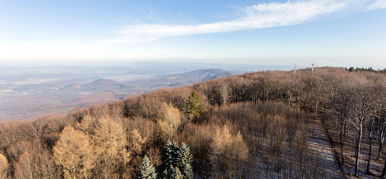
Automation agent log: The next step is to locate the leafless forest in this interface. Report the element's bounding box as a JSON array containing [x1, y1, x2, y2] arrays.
[[0, 67, 385, 178]]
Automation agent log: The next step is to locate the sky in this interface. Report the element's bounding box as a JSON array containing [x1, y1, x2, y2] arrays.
[[0, 0, 386, 68]]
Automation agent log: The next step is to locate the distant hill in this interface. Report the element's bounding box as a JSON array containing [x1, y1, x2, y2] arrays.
[[138, 68, 234, 88], [62, 79, 125, 92], [0, 68, 235, 120], [61, 69, 234, 93], [171, 69, 233, 81]]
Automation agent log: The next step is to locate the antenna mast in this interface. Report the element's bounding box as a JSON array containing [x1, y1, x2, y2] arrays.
[[311, 61, 315, 73], [294, 63, 297, 74]]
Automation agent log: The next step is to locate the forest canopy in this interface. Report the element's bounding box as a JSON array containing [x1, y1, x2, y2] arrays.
[[0, 67, 385, 178]]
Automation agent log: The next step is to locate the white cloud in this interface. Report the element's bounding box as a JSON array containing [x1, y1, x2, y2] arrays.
[[365, 0, 386, 10], [106, 0, 386, 43]]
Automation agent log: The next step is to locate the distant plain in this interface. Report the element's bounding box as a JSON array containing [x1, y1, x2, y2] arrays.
[[0, 62, 290, 120]]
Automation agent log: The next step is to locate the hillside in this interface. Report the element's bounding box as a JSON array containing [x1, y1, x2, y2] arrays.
[[0, 68, 235, 120], [0, 67, 385, 178]]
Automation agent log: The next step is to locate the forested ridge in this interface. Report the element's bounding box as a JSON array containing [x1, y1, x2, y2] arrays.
[[0, 67, 385, 178]]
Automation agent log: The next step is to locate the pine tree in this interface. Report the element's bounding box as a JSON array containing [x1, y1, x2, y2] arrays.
[[176, 143, 194, 179], [162, 140, 179, 168], [184, 91, 203, 120], [174, 167, 183, 179], [162, 141, 194, 179], [136, 155, 157, 179], [182, 164, 193, 179], [163, 165, 183, 179]]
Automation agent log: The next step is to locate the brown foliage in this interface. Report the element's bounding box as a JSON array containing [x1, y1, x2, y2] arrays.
[[0, 67, 385, 178], [128, 129, 146, 156], [209, 124, 248, 178], [157, 103, 182, 140], [123, 95, 163, 120], [0, 153, 7, 179], [92, 117, 129, 178], [53, 126, 96, 179]]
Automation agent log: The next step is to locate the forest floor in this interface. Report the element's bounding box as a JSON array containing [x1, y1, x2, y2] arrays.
[[307, 119, 344, 179], [323, 117, 385, 179]]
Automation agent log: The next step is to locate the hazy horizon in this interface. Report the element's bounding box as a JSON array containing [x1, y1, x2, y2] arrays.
[[1, 0, 386, 67], [0, 62, 294, 120], [1, 60, 385, 70]]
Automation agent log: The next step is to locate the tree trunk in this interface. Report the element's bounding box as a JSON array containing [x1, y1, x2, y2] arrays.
[[366, 137, 373, 174], [354, 126, 363, 176], [343, 122, 348, 138], [381, 154, 386, 178], [315, 99, 319, 118], [339, 122, 345, 166], [378, 132, 385, 159]]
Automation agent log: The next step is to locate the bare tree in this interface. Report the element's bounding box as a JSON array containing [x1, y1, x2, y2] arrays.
[[210, 124, 248, 178], [332, 88, 352, 166], [347, 86, 378, 176], [158, 103, 182, 140], [366, 116, 376, 174], [376, 98, 386, 160], [13, 140, 58, 179], [377, 114, 386, 159]]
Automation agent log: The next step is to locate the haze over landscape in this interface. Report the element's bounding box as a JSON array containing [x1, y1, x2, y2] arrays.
[[0, 62, 288, 120], [1, 0, 386, 67], [1, 0, 386, 179]]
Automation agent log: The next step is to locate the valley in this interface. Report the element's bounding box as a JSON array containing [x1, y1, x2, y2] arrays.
[[1, 63, 284, 120]]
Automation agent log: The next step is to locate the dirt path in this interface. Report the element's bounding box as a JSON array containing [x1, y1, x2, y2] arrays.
[[307, 119, 344, 179]]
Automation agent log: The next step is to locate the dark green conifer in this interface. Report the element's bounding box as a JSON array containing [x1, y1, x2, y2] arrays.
[[137, 155, 157, 179], [162, 140, 179, 169], [163, 165, 183, 179], [184, 91, 203, 120], [176, 143, 194, 179]]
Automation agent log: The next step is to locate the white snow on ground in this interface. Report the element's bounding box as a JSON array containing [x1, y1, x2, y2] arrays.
[[307, 119, 344, 179]]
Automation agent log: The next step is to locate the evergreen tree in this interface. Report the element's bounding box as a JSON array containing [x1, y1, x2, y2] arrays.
[[163, 165, 183, 179], [162, 141, 194, 179], [162, 140, 179, 168], [176, 143, 194, 179], [137, 155, 157, 179], [174, 167, 183, 179], [184, 91, 203, 120]]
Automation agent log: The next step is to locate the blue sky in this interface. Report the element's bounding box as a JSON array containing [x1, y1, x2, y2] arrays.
[[1, 0, 386, 67]]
